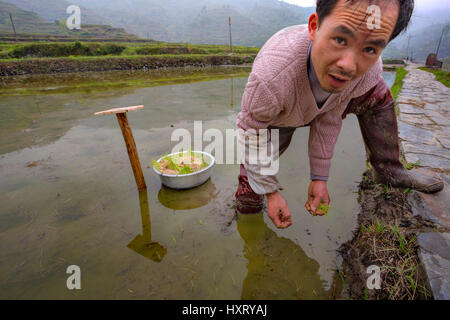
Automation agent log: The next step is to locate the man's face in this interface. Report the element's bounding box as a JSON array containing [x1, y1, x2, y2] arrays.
[[309, 0, 399, 93]]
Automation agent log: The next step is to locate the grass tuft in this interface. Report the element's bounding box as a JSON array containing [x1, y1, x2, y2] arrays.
[[419, 67, 450, 87], [339, 170, 434, 300], [391, 67, 408, 100]]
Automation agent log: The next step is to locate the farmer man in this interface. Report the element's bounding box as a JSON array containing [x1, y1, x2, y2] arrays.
[[235, 0, 444, 229]]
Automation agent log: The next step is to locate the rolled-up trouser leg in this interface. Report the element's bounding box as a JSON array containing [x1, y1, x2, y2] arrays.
[[235, 126, 296, 214], [235, 165, 265, 213]]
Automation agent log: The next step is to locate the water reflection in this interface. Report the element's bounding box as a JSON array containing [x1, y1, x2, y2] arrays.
[[230, 78, 234, 110], [237, 213, 329, 300], [0, 66, 251, 96], [158, 179, 218, 210], [127, 190, 167, 262], [0, 72, 249, 156], [0, 68, 389, 299]]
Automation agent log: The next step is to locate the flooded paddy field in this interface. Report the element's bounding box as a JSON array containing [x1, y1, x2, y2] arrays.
[[0, 66, 395, 299]]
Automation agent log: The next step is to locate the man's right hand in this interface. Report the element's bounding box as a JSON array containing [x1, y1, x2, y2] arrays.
[[305, 180, 330, 216], [266, 191, 292, 229]]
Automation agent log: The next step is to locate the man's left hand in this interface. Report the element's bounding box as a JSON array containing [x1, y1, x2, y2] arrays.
[[305, 180, 330, 216]]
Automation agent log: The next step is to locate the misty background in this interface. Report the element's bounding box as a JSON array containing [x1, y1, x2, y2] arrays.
[[0, 0, 449, 61]]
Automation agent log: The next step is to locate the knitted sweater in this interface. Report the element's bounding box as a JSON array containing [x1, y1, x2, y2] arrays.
[[236, 24, 383, 194]]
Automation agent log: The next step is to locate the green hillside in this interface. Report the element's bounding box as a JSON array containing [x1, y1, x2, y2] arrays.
[[187, 6, 265, 46], [2, 0, 109, 25], [384, 23, 450, 61], [67, 0, 315, 46], [0, 1, 59, 34], [0, 1, 138, 39], [2, 0, 448, 54], [408, 24, 449, 61]]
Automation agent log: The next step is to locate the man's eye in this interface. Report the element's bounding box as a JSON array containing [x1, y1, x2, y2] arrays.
[[364, 47, 376, 54], [334, 37, 346, 45]]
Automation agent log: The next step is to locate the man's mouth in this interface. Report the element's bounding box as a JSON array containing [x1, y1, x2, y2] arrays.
[[328, 73, 350, 88]]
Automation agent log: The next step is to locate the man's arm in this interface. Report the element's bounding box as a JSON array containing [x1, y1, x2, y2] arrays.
[[237, 72, 284, 195], [305, 106, 344, 215], [304, 77, 393, 215], [238, 128, 293, 228], [308, 106, 344, 179], [237, 73, 293, 228], [239, 128, 283, 195]]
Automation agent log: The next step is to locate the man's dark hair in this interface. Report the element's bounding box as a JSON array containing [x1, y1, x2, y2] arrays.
[[316, 0, 414, 41]]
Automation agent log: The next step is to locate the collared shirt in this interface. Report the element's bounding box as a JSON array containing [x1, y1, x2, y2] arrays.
[[307, 44, 331, 109]]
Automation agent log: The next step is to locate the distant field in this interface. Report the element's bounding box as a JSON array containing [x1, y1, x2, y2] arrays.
[[382, 59, 406, 65], [0, 40, 258, 75], [0, 41, 259, 60], [0, 34, 147, 43]]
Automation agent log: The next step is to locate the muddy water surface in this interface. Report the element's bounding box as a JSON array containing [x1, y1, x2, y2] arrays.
[[0, 67, 395, 299]]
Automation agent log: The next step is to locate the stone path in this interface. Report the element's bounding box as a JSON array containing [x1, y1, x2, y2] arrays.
[[397, 63, 449, 300]]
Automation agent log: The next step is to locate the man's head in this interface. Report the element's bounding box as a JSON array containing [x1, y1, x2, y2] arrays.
[[308, 0, 414, 93]]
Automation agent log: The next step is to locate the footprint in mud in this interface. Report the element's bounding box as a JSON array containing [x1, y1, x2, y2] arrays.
[[0, 209, 31, 233], [55, 203, 86, 223], [209, 192, 239, 236]]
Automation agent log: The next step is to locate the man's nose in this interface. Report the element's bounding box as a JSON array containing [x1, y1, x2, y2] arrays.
[[336, 50, 357, 76]]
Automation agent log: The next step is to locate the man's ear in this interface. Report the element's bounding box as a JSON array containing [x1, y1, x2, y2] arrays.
[[308, 13, 319, 41]]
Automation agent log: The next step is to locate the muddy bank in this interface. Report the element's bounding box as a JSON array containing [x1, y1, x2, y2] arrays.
[[383, 65, 404, 72], [338, 169, 439, 300], [0, 54, 256, 76]]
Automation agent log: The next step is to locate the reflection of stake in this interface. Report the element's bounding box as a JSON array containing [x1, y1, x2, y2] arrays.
[[127, 190, 167, 262], [94, 105, 147, 191], [230, 77, 234, 109]]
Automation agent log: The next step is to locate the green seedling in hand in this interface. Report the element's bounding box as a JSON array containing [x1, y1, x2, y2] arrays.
[[317, 203, 330, 216]]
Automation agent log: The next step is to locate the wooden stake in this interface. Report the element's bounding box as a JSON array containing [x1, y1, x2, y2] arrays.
[[436, 25, 448, 59], [9, 13, 17, 41], [229, 16, 233, 53], [95, 105, 147, 191]]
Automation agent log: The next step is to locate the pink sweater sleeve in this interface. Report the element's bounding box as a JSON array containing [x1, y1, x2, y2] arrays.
[[237, 73, 283, 130], [308, 106, 343, 177]]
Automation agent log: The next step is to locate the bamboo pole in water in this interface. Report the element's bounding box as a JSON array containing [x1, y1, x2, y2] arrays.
[[229, 16, 233, 53], [94, 105, 147, 191], [9, 13, 17, 41]]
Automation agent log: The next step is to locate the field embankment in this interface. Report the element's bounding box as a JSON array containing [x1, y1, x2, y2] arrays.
[[337, 66, 435, 300], [0, 41, 258, 76]]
